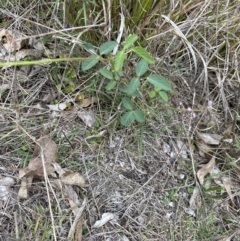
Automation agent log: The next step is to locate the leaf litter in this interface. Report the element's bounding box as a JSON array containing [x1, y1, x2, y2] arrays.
[[188, 154, 234, 216], [197, 155, 216, 185], [17, 134, 87, 239], [47, 97, 97, 127], [1, 3, 240, 240], [0, 28, 45, 61]]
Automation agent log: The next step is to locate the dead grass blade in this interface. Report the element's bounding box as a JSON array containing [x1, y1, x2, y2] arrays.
[[68, 197, 87, 240]]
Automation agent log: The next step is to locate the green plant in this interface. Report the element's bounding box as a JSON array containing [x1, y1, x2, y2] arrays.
[[81, 34, 172, 126]]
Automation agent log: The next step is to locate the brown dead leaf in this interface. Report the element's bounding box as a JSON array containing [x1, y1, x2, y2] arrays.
[[78, 110, 95, 127], [196, 140, 216, 157], [197, 132, 223, 145], [64, 185, 81, 216], [222, 176, 233, 203], [68, 198, 79, 216], [68, 198, 87, 240], [18, 176, 33, 199], [0, 29, 29, 53], [61, 171, 85, 187], [19, 135, 58, 179], [77, 97, 97, 108], [33, 135, 58, 162], [197, 155, 216, 185]]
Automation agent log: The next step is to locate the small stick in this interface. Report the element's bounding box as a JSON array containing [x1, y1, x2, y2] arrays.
[[14, 211, 19, 240]]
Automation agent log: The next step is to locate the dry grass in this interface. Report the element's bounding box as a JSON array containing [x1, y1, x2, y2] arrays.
[[1, 0, 240, 241]]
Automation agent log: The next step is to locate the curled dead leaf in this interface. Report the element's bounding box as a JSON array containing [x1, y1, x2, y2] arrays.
[[92, 213, 115, 228], [197, 155, 216, 185], [61, 171, 85, 187], [77, 97, 97, 108], [0, 28, 29, 53]]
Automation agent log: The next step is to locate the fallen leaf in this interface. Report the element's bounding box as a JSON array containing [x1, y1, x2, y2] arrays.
[[210, 166, 223, 186], [0, 28, 29, 53], [64, 185, 81, 215], [77, 97, 97, 108], [19, 134, 58, 178], [29, 38, 46, 51], [78, 110, 95, 127], [61, 171, 85, 187], [197, 155, 216, 185], [197, 132, 222, 145], [51, 163, 66, 177], [7, 49, 43, 61], [18, 176, 33, 199], [92, 213, 115, 228], [189, 186, 200, 210], [222, 176, 233, 203], [184, 207, 196, 217], [47, 102, 68, 111]]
